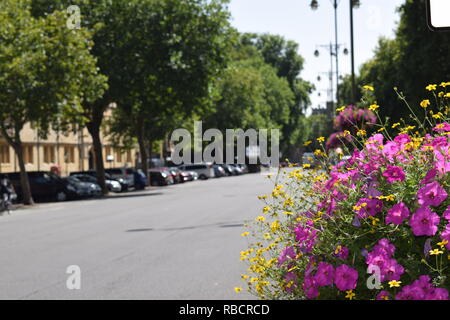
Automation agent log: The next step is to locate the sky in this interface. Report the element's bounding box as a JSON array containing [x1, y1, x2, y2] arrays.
[[228, 0, 405, 114]]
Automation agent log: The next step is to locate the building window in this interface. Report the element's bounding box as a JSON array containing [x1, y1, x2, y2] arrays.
[[22, 145, 34, 164], [115, 149, 122, 162], [0, 145, 10, 164], [44, 145, 55, 164], [105, 146, 112, 157], [64, 146, 75, 163], [126, 150, 132, 163]]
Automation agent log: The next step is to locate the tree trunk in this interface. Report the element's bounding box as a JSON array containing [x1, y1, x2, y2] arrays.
[[86, 119, 108, 195], [14, 142, 34, 205], [1, 126, 34, 205], [137, 121, 149, 185]]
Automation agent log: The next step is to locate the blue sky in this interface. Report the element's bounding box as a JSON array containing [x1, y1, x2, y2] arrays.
[[228, 0, 405, 113]]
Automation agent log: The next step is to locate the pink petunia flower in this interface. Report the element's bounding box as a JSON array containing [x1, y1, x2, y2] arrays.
[[420, 168, 437, 185], [443, 206, 450, 220], [303, 274, 319, 299], [385, 202, 410, 225], [376, 291, 391, 300], [334, 264, 358, 291], [314, 262, 335, 287], [410, 207, 440, 236], [382, 166, 406, 183], [278, 246, 296, 266], [417, 181, 448, 207], [441, 224, 450, 250], [432, 122, 450, 132]]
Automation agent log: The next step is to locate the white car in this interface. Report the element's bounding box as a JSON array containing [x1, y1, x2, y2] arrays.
[[178, 163, 215, 180]]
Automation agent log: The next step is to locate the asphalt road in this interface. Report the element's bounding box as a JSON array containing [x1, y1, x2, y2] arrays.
[[0, 171, 275, 300]]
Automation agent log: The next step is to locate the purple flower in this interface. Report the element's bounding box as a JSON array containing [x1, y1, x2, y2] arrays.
[[284, 272, 298, 293], [432, 122, 450, 132], [382, 166, 406, 184], [426, 288, 449, 300], [278, 246, 296, 266], [396, 285, 426, 300], [441, 224, 450, 250], [420, 168, 437, 185], [303, 274, 319, 299], [354, 198, 383, 218], [443, 206, 450, 221], [417, 181, 448, 207], [334, 265, 358, 291], [376, 291, 391, 300], [385, 202, 410, 225], [424, 239, 432, 257], [314, 262, 335, 287], [382, 259, 405, 281], [410, 207, 440, 236]]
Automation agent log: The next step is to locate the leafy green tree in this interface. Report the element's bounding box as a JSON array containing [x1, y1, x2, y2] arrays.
[[206, 44, 292, 132], [103, 0, 233, 177], [339, 0, 450, 126], [0, 0, 106, 204], [240, 33, 313, 160]]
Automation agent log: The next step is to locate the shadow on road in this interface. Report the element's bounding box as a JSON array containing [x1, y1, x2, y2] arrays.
[[126, 221, 245, 233]]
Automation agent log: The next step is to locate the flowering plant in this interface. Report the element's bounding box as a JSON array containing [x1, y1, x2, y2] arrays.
[[239, 83, 450, 300]]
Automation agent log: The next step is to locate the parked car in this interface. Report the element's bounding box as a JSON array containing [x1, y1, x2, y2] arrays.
[[190, 171, 199, 181], [105, 167, 135, 190], [168, 167, 184, 183], [149, 169, 174, 186], [213, 164, 226, 178], [178, 163, 215, 180], [7, 171, 76, 202], [229, 164, 243, 175], [237, 164, 249, 173], [70, 171, 122, 193], [220, 164, 235, 176], [133, 169, 148, 190], [179, 170, 194, 182], [63, 176, 102, 198]]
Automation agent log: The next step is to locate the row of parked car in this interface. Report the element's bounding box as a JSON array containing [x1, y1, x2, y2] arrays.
[[4, 163, 253, 203]]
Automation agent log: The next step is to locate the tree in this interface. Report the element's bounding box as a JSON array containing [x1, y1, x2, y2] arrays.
[[240, 33, 313, 160], [339, 0, 450, 125], [104, 0, 233, 178], [0, 0, 106, 204], [205, 42, 292, 132]]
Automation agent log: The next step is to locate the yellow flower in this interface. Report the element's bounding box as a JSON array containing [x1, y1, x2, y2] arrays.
[[363, 85, 374, 91], [303, 164, 311, 169], [429, 249, 444, 256], [426, 84, 437, 91], [392, 123, 401, 128], [256, 216, 266, 222], [377, 127, 385, 132], [241, 232, 250, 237], [440, 82, 450, 88], [317, 137, 325, 143], [369, 104, 380, 111], [263, 206, 270, 214], [271, 220, 280, 232], [357, 129, 366, 137], [389, 280, 401, 288], [234, 287, 242, 293], [420, 99, 431, 108], [445, 93, 450, 98], [304, 141, 312, 146], [336, 106, 346, 113], [437, 240, 448, 249], [345, 290, 356, 300], [241, 275, 249, 280]]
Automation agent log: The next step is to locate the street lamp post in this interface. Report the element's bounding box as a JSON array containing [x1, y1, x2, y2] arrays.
[[311, 0, 360, 105], [350, 0, 360, 105]]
